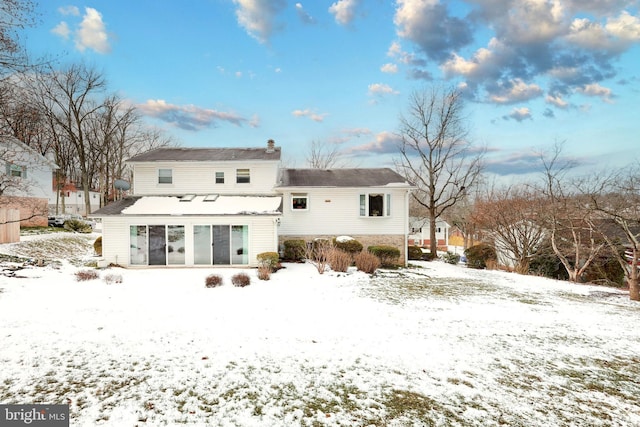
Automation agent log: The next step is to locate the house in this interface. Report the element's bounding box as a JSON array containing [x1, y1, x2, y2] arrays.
[[49, 181, 101, 216], [408, 217, 450, 249], [276, 168, 414, 262], [91, 140, 414, 267], [1, 136, 58, 227]]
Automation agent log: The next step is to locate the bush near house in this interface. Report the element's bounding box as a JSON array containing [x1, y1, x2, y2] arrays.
[[333, 237, 363, 255], [205, 274, 223, 288], [441, 251, 461, 265], [64, 219, 92, 233], [354, 251, 381, 274], [283, 239, 305, 262], [232, 272, 251, 287], [407, 245, 423, 261], [257, 266, 271, 281], [257, 251, 280, 272], [75, 269, 99, 281], [464, 243, 497, 269], [328, 247, 352, 273], [368, 245, 401, 268], [94, 236, 102, 256]]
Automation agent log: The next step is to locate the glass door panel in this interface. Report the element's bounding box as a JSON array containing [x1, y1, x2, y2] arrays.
[[149, 225, 167, 265], [212, 225, 230, 265], [167, 225, 185, 265], [232, 225, 248, 265], [194, 225, 212, 265], [130, 225, 148, 265]]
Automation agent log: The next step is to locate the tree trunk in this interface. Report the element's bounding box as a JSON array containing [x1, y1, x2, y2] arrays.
[[429, 210, 437, 258], [628, 277, 639, 301]]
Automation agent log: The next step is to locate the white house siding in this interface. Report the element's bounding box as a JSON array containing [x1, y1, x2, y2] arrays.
[[100, 215, 278, 267], [132, 162, 279, 196], [277, 187, 411, 264], [278, 187, 409, 236]]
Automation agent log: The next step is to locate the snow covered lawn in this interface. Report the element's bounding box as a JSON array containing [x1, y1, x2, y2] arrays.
[[1, 234, 639, 426]]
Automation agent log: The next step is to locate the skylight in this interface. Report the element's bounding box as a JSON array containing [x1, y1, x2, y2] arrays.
[[204, 194, 219, 202], [179, 194, 196, 202]]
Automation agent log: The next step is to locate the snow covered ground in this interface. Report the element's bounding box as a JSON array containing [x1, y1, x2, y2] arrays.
[[1, 233, 639, 426]]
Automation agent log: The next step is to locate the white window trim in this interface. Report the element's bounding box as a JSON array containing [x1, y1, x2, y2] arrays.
[[359, 193, 391, 217], [236, 168, 250, 184], [158, 168, 173, 184], [291, 193, 309, 211]]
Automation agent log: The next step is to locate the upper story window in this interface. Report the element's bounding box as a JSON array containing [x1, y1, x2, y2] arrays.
[[215, 172, 225, 184], [236, 168, 250, 184], [359, 193, 391, 217], [158, 168, 172, 184], [6, 163, 26, 178], [292, 193, 308, 210]]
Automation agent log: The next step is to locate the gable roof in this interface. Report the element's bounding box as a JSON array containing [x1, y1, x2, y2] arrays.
[[1, 134, 59, 169], [278, 168, 412, 188], [127, 147, 281, 163]]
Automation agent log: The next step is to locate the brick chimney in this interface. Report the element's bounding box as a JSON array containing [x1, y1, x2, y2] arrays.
[[266, 139, 275, 153]]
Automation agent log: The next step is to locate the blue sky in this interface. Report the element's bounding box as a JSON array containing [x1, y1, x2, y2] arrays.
[[22, 0, 640, 177]]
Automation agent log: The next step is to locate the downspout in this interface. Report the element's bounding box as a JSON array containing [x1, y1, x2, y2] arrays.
[[404, 188, 410, 266]]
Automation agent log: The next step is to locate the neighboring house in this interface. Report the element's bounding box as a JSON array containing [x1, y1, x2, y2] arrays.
[[49, 181, 101, 216], [91, 141, 414, 267], [408, 217, 450, 248], [1, 136, 58, 227]]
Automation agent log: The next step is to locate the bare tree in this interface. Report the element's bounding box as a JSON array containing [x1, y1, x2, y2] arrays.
[[306, 140, 344, 169], [0, 0, 37, 74], [395, 85, 484, 256], [586, 167, 640, 301], [472, 185, 546, 273], [536, 143, 605, 282], [35, 63, 107, 216]]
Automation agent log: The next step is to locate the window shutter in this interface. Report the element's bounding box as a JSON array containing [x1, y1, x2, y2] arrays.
[[386, 194, 391, 216], [359, 194, 366, 216], [5, 163, 10, 175], [22, 166, 27, 179]]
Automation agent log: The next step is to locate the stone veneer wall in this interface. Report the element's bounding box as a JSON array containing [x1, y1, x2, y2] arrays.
[[278, 234, 407, 266]]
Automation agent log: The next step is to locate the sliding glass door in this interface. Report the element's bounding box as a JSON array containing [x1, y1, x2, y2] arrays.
[[193, 224, 248, 266], [130, 225, 186, 266]]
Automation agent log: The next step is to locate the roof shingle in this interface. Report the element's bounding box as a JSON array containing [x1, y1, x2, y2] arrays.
[[127, 147, 281, 162], [278, 168, 411, 188]]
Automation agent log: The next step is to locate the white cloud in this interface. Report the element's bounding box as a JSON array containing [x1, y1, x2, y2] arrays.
[[233, 0, 286, 43], [490, 79, 543, 104], [505, 107, 532, 122], [291, 109, 327, 122], [606, 11, 640, 41], [368, 83, 399, 96], [380, 63, 398, 74], [75, 7, 110, 54], [138, 99, 247, 130], [329, 0, 360, 25], [58, 6, 79, 16], [51, 21, 71, 39], [577, 83, 613, 102], [545, 94, 569, 108]]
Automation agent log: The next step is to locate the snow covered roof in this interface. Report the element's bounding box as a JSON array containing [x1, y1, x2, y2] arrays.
[[91, 195, 282, 216]]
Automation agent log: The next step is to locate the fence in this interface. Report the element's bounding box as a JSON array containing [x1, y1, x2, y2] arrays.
[[0, 209, 20, 243]]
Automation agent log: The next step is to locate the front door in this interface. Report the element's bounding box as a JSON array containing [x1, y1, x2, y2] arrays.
[[149, 225, 167, 265]]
